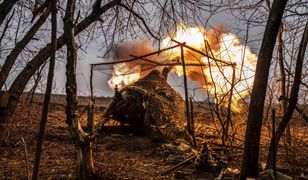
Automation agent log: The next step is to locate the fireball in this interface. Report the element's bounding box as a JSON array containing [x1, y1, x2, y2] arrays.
[[108, 61, 141, 89], [161, 24, 257, 112], [108, 23, 257, 112]]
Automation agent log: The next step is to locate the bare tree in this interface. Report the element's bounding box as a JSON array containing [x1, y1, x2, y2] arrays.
[[240, 0, 288, 179], [0, 1, 51, 91], [0, 0, 216, 143], [64, 0, 95, 178], [32, 0, 57, 179], [225, 0, 307, 175], [267, 21, 308, 169], [277, 23, 292, 144], [0, 0, 121, 142]]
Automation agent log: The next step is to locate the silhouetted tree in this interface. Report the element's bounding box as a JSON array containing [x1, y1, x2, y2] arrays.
[[240, 0, 288, 179], [31, 0, 57, 179], [64, 0, 95, 178], [267, 21, 308, 169], [0, 0, 121, 142]]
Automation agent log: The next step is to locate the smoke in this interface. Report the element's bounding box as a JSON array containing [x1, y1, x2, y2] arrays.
[[206, 25, 228, 52], [160, 24, 257, 111], [108, 40, 166, 88], [106, 24, 257, 111], [160, 24, 231, 88], [112, 41, 150, 59], [185, 25, 230, 88]]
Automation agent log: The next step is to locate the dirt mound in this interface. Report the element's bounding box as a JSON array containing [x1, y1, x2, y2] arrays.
[[102, 69, 186, 140]]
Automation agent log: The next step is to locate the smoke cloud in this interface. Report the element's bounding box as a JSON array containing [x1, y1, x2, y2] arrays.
[[105, 24, 257, 112], [108, 40, 166, 88]]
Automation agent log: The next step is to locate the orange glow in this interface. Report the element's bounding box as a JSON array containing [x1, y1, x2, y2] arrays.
[[108, 61, 141, 89], [161, 24, 257, 112], [108, 24, 257, 112]]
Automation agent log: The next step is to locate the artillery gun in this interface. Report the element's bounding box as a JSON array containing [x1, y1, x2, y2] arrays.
[[101, 68, 186, 140]]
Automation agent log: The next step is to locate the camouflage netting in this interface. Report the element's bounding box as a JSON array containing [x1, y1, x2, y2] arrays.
[[102, 69, 187, 140]]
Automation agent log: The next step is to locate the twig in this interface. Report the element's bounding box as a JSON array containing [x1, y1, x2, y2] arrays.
[[189, 97, 197, 146], [171, 39, 236, 66], [295, 105, 308, 123], [21, 137, 30, 180], [272, 109, 276, 178], [0, 9, 14, 45], [78, 103, 90, 118], [118, 3, 159, 40], [180, 44, 192, 143], [91, 44, 181, 66], [208, 141, 244, 150]]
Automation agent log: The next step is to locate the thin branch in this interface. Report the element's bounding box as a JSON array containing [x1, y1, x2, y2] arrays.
[[118, 3, 160, 40]]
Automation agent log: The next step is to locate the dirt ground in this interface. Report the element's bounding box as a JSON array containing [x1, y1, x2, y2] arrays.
[[0, 94, 307, 179]]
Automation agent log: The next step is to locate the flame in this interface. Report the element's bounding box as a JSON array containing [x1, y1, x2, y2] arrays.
[[107, 41, 164, 89], [108, 24, 257, 112], [161, 24, 257, 112], [108, 62, 141, 89]]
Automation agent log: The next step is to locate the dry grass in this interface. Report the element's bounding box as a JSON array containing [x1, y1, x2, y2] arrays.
[[0, 94, 307, 179]]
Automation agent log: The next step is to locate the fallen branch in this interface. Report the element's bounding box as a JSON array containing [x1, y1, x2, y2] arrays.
[[208, 142, 244, 150], [161, 155, 197, 175]]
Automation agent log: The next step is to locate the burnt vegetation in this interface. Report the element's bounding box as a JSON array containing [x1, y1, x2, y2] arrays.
[[0, 0, 307, 179]]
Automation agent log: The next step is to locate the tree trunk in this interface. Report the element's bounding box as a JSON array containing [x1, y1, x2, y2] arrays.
[[277, 23, 292, 144], [278, 24, 287, 116], [64, 0, 95, 178], [31, 1, 57, 179], [239, 0, 288, 179], [266, 21, 308, 169], [0, 0, 18, 26], [0, 0, 120, 142]]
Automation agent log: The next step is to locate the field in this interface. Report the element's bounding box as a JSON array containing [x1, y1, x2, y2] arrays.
[[0, 94, 307, 179]]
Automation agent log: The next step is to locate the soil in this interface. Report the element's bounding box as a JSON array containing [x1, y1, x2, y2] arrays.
[[0, 94, 307, 179]]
